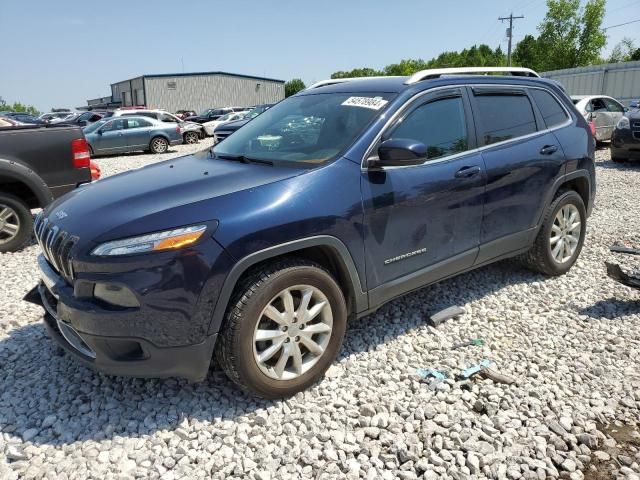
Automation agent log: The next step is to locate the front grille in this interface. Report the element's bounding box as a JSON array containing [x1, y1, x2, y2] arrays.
[[633, 121, 640, 130], [34, 212, 78, 282], [214, 130, 233, 143]]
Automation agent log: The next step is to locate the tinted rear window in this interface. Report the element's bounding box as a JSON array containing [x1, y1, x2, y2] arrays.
[[530, 89, 568, 129], [475, 93, 537, 145]]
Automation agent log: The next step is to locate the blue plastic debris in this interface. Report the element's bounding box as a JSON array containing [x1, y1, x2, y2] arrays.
[[460, 359, 494, 379], [415, 368, 447, 380]]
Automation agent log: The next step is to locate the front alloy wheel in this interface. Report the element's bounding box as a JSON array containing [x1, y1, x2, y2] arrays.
[[549, 204, 581, 263], [253, 285, 333, 380], [217, 259, 347, 399]]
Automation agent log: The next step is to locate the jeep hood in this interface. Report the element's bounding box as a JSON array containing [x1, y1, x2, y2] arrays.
[[43, 151, 303, 244]]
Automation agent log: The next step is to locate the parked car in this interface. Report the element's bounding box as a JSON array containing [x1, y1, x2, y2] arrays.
[[55, 111, 105, 127], [611, 108, 640, 162], [0, 117, 25, 128], [26, 67, 595, 398], [113, 109, 203, 144], [629, 100, 639, 110], [175, 110, 197, 120], [2, 112, 45, 124], [202, 111, 249, 136], [39, 112, 74, 122], [0, 123, 91, 252], [83, 116, 182, 156], [572, 95, 627, 142], [213, 103, 274, 143], [185, 107, 245, 124]]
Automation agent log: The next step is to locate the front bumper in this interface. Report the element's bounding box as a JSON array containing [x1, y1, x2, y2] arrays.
[[25, 238, 233, 381], [612, 128, 640, 160]]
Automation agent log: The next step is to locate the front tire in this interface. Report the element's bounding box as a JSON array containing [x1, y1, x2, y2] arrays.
[[149, 136, 169, 154], [183, 131, 199, 144], [0, 193, 33, 253], [217, 259, 347, 399], [521, 190, 586, 276]]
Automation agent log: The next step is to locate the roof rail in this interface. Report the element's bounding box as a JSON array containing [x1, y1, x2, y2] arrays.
[[404, 67, 540, 84], [306, 76, 403, 90]]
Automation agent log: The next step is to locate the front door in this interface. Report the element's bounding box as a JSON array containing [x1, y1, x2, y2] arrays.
[[124, 118, 152, 148], [94, 118, 127, 153], [362, 88, 486, 306]]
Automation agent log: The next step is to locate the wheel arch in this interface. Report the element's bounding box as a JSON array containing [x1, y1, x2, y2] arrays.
[[207, 236, 367, 335], [537, 170, 592, 229], [0, 158, 53, 209]]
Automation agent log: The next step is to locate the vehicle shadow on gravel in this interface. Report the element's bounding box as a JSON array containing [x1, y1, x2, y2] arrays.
[[578, 298, 640, 319], [0, 260, 543, 447]]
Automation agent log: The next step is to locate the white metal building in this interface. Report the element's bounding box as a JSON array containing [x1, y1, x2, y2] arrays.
[[86, 71, 285, 112], [542, 61, 640, 105]]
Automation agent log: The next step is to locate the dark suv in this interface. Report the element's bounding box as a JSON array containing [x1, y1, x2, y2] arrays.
[[27, 67, 595, 398]]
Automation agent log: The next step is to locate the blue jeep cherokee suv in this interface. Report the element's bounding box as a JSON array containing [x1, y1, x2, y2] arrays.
[[27, 67, 595, 398]]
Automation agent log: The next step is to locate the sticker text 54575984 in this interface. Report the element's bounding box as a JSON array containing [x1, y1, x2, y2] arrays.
[[341, 96, 389, 110]]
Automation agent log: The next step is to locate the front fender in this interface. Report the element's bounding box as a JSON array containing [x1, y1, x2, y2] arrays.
[[0, 157, 53, 207]]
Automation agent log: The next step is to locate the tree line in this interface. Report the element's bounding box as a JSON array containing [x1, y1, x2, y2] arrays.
[[284, 0, 639, 96]]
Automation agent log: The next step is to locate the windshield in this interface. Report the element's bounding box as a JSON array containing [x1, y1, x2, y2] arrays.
[[247, 105, 269, 119], [83, 120, 106, 134], [218, 112, 234, 121], [213, 93, 394, 165], [198, 109, 211, 116]]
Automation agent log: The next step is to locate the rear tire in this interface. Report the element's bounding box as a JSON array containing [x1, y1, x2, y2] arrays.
[[0, 193, 33, 253], [520, 190, 586, 276], [217, 259, 347, 399], [149, 136, 169, 154]]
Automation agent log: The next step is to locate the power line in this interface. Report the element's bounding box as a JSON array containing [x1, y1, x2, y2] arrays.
[[603, 18, 640, 30], [499, 13, 525, 66]]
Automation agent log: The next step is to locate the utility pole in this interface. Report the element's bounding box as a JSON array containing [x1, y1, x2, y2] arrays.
[[499, 13, 524, 66]]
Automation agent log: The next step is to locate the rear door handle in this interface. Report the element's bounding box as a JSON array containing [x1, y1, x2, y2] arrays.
[[540, 145, 558, 155], [454, 166, 481, 178]]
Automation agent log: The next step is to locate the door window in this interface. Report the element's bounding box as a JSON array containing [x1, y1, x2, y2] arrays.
[[590, 98, 608, 112], [101, 119, 126, 132], [126, 118, 151, 129], [159, 113, 179, 123], [604, 98, 624, 113], [529, 89, 569, 129], [389, 96, 469, 161], [474, 93, 537, 145]]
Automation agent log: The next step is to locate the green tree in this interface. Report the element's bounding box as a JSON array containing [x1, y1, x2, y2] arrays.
[[513, 34, 544, 70], [536, 0, 606, 71], [607, 38, 640, 63], [330, 68, 382, 79], [284, 78, 307, 97], [0, 97, 39, 115]]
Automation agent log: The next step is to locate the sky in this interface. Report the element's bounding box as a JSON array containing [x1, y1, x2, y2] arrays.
[[1, 0, 638, 111]]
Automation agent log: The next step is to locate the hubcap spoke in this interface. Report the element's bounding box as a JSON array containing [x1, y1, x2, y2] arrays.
[[0, 207, 12, 222], [273, 343, 292, 379], [255, 329, 286, 342], [291, 343, 303, 375], [301, 323, 331, 334], [298, 333, 324, 355], [281, 289, 295, 320], [258, 337, 285, 363], [263, 305, 286, 325]]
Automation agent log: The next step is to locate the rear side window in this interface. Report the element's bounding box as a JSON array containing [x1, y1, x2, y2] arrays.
[[126, 118, 151, 128], [530, 89, 568, 129], [390, 96, 469, 161], [474, 93, 537, 145]]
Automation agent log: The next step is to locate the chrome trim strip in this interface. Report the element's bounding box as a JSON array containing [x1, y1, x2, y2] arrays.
[[360, 83, 573, 171]]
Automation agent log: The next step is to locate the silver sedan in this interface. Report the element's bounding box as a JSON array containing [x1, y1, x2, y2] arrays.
[[571, 95, 627, 142]]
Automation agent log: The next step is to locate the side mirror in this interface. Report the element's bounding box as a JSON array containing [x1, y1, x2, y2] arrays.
[[623, 107, 629, 112], [372, 138, 427, 167], [96, 129, 103, 135]]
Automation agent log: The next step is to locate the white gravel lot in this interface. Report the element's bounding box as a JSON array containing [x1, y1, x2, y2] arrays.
[[0, 145, 639, 480]]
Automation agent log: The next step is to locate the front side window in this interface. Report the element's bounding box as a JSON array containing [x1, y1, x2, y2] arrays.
[[475, 93, 537, 145], [214, 93, 395, 165], [101, 119, 126, 132], [530, 89, 569, 129], [389, 96, 469, 161], [604, 98, 624, 113]]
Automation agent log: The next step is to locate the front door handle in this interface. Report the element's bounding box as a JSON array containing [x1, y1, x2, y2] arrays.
[[454, 166, 481, 178], [540, 145, 558, 155]]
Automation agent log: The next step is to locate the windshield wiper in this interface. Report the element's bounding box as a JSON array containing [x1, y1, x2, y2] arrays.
[[213, 153, 274, 166]]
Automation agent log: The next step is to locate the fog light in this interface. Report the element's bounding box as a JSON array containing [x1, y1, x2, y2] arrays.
[[93, 283, 139, 308]]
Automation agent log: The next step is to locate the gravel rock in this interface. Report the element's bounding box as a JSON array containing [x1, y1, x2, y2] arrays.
[[0, 146, 638, 479]]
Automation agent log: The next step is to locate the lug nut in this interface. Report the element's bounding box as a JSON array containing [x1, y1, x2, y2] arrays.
[[281, 326, 288, 331], [295, 336, 300, 342], [285, 338, 290, 343]]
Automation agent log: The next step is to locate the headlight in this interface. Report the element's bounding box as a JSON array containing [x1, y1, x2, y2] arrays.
[[617, 116, 630, 129], [92, 225, 207, 256]]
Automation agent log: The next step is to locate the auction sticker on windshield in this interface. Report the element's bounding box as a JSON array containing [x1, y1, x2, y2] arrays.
[[342, 96, 388, 110]]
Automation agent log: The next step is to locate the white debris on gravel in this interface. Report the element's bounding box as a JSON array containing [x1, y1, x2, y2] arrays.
[[1, 146, 639, 480]]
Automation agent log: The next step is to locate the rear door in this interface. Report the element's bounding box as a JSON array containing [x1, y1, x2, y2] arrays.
[[362, 88, 486, 299], [469, 86, 568, 262], [124, 118, 153, 148]]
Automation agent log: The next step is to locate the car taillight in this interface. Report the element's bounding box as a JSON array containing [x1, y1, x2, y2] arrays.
[[71, 138, 91, 168], [176, 125, 181, 134], [588, 121, 596, 137]]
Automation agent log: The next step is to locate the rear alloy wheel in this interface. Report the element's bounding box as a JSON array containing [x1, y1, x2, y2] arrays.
[[0, 193, 33, 253], [150, 136, 169, 154], [184, 131, 199, 144], [520, 190, 586, 276], [217, 259, 347, 398]]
